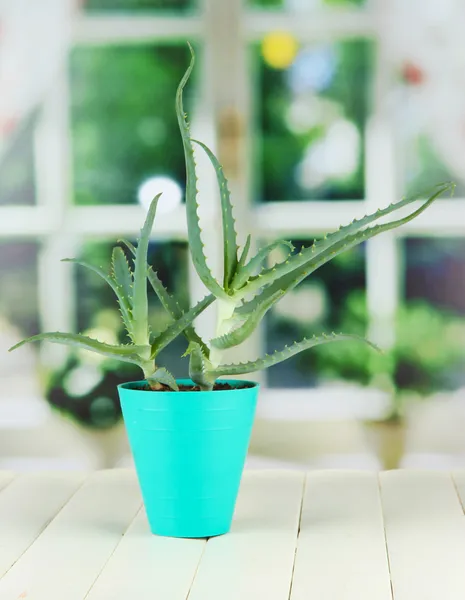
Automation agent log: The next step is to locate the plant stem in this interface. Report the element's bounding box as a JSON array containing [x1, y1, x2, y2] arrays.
[[210, 298, 237, 367], [142, 362, 163, 390]]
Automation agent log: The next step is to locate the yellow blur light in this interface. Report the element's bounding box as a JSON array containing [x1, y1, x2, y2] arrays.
[[261, 32, 298, 70]]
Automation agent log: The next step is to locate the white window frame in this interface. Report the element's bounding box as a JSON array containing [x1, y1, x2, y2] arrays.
[[1, 0, 465, 419]]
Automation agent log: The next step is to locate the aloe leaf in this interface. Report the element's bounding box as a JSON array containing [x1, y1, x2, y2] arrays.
[[185, 342, 214, 391], [132, 194, 160, 345], [63, 258, 133, 337], [120, 238, 211, 357], [9, 332, 148, 366], [239, 182, 453, 303], [209, 333, 380, 377], [176, 44, 228, 300], [211, 289, 285, 350], [237, 235, 251, 271], [192, 139, 238, 289], [118, 238, 137, 257], [151, 294, 215, 357], [231, 239, 294, 291], [238, 182, 454, 315], [112, 247, 133, 303], [147, 367, 179, 391]]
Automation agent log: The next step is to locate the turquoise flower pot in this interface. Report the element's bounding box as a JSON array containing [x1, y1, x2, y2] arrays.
[[118, 379, 259, 538]]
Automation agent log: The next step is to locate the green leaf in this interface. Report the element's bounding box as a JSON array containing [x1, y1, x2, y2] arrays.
[[231, 239, 294, 291], [132, 194, 160, 345], [147, 367, 179, 391], [210, 289, 285, 350], [209, 333, 380, 377], [192, 139, 238, 289], [237, 235, 251, 271], [63, 258, 133, 339], [238, 182, 454, 316], [112, 247, 133, 303], [151, 294, 215, 357], [9, 332, 148, 366], [148, 267, 212, 357], [176, 43, 228, 300], [120, 237, 211, 357], [118, 238, 137, 257], [185, 342, 214, 391]]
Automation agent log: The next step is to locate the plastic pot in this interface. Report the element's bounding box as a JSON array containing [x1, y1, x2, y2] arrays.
[[118, 379, 259, 538]]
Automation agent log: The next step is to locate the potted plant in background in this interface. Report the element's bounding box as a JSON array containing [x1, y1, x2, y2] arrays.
[[10, 45, 454, 538], [312, 290, 465, 468]]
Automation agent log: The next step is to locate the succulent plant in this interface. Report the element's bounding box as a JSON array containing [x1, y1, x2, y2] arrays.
[[9, 195, 214, 392], [175, 44, 455, 390], [9, 44, 455, 393]]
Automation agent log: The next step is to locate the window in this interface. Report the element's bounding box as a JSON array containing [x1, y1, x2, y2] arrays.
[[1, 0, 465, 420]]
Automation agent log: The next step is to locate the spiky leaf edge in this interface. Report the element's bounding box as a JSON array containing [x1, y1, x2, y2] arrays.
[[237, 182, 454, 316], [9, 332, 148, 366], [132, 194, 160, 345], [175, 43, 228, 300], [192, 139, 238, 289], [62, 258, 134, 340], [119, 238, 211, 357], [208, 333, 380, 377]]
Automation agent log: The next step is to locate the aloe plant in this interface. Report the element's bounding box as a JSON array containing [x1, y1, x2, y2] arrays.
[[175, 43, 455, 390], [9, 195, 214, 391], [9, 44, 455, 393]]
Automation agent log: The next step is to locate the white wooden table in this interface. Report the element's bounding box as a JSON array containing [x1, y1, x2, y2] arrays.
[[1, 469, 465, 599]]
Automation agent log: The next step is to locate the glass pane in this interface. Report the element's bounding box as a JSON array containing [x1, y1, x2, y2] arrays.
[[84, 0, 195, 12], [48, 240, 189, 428], [266, 241, 366, 387], [401, 133, 465, 197], [70, 44, 196, 206], [0, 116, 36, 206], [398, 63, 465, 197], [399, 237, 465, 393], [0, 242, 39, 338], [254, 38, 373, 202], [0, 243, 40, 404], [250, 0, 365, 9]]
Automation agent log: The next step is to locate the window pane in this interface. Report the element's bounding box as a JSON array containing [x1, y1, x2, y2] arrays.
[[84, 0, 195, 12], [46, 240, 190, 428], [400, 237, 465, 392], [0, 116, 36, 206], [397, 56, 465, 197], [266, 242, 366, 387], [402, 132, 465, 197], [0, 242, 39, 337], [254, 38, 373, 202], [70, 45, 196, 206], [249, 0, 366, 9], [0, 243, 40, 405]]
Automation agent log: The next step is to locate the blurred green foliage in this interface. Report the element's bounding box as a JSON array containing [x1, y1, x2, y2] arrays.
[[256, 39, 373, 201], [312, 290, 465, 396], [70, 44, 193, 205]]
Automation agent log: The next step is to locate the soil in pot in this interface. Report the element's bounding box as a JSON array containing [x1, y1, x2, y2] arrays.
[[136, 382, 255, 392]]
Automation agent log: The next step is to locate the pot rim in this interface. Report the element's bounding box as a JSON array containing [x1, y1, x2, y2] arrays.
[[118, 378, 260, 393]]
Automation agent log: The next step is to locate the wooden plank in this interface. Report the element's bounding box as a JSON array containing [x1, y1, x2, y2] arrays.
[[0, 469, 142, 600], [187, 470, 304, 600], [0, 472, 86, 579], [290, 471, 391, 600], [85, 508, 205, 600], [380, 471, 465, 600]]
